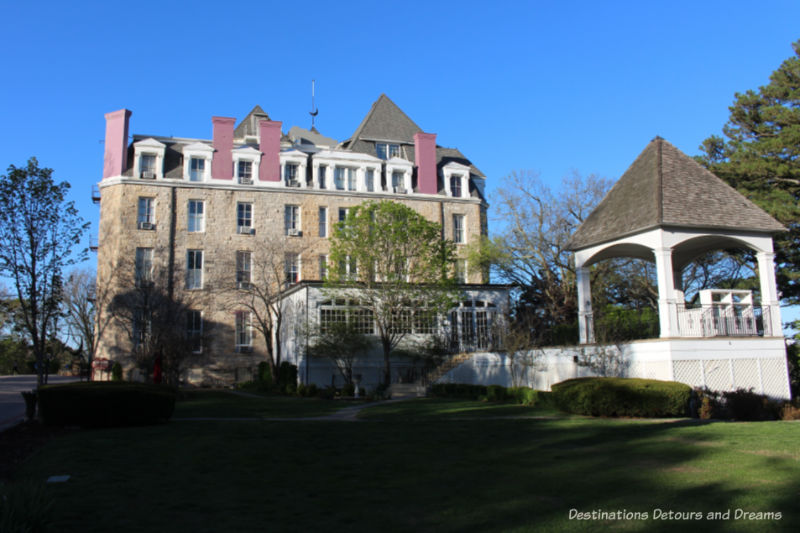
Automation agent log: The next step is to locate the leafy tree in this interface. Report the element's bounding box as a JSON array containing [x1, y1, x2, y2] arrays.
[[697, 39, 800, 304], [0, 158, 88, 386], [327, 200, 457, 386]]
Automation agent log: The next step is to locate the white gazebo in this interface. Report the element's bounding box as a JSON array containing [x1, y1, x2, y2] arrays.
[[567, 137, 790, 398]]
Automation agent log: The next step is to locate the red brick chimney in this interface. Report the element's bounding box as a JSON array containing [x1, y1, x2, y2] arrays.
[[212, 116, 236, 180], [414, 132, 437, 194], [103, 109, 132, 179], [259, 120, 282, 182]]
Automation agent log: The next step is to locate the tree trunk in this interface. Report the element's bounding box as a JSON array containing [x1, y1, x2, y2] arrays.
[[382, 338, 392, 387]]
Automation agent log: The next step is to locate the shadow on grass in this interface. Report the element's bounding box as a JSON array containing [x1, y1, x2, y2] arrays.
[[10, 398, 800, 532]]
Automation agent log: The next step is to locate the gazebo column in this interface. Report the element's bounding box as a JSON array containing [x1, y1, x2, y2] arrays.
[[756, 251, 782, 336], [654, 248, 680, 338], [576, 266, 594, 344]]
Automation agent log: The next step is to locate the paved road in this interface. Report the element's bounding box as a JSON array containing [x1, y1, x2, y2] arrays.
[[0, 375, 80, 432]]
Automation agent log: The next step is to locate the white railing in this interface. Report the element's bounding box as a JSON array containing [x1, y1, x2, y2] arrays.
[[676, 304, 773, 338]]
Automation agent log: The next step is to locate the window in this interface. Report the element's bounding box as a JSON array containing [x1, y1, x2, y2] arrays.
[[339, 256, 357, 279], [453, 214, 465, 244], [414, 308, 437, 334], [187, 311, 203, 353], [235, 311, 252, 349], [318, 207, 328, 237], [285, 253, 300, 284], [318, 166, 326, 189], [319, 255, 328, 280], [188, 200, 204, 233], [284, 163, 299, 186], [338, 207, 349, 222], [450, 175, 463, 198], [455, 258, 467, 283], [391, 171, 404, 190], [334, 167, 356, 191], [135, 247, 153, 287], [140, 154, 156, 177], [189, 158, 205, 182], [133, 309, 152, 348], [319, 299, 374, 335], [237, 160, 253, 183], [391, 309, 412, 334], [137, 197, 155, 229], [236, 251, 251, 288], [186, 250, 203, 289], [237, 203, 253, 234], [376, 143, 400, 160], [366, 169, 375, 192], [285, 205, 300, 235]]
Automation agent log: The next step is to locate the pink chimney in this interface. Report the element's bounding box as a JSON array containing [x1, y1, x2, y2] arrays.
[[414, 132, 437, 194], [103, 109, 132, 179], [259, 120, 282, 182], [212, 116, 236, 180]]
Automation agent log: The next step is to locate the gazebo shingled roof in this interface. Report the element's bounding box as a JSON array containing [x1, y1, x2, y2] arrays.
[[567, 137, 785, 251]]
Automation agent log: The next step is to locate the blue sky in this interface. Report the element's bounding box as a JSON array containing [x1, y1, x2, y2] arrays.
[[1, 1, 798, 319]]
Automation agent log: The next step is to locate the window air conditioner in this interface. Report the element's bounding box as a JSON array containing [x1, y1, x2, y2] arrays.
[[138, 222, 155, 230], [141, 171, 156, 179], [239, 177, 253, 185], [287, 180, 301, 188], [237, 226, 255, 235], [237, 281, 251, 290], [394, 186, 407, 194], [235, 345, 253, 354], [287, 228, 302, 237]]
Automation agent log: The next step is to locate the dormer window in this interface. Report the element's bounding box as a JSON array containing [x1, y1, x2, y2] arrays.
[[133, 138, 166, 179], [284, 163, 300, 187], [386, 158, 413, 194], [450, 175, 462, 198], [392, 171, 405, 193], [334, 167, 356, 191], [232, 146, 261, 185], [376, 143, 400, 160], [366, 169, 375, 192], [238, 161, 252, 183], [182, 142, 213, 182]]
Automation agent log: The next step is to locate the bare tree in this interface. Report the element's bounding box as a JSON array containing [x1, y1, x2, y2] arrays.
[[62, 268, 111, 366], [220, 236, 308, 385], [307, 318, 373, 385]]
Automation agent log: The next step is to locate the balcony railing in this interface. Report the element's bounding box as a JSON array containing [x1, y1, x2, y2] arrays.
[[676, 304, 774, 338]]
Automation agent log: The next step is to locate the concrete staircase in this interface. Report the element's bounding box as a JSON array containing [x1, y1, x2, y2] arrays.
[[389, 352, 474, 399]]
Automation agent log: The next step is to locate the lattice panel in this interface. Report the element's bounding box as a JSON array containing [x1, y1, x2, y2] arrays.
[[703, 360, 731, 392], [732, 359, 759, 392], [761, 358, 789, 399], [672, 360, 702, 388]]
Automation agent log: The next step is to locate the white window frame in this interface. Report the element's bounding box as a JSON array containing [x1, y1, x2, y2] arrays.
[[338, 207, 349, 223], [232, 146, 261, 185], [188, 200, 205, 233], [236, 250, 252, 289], [182, 142, 214, 182], [376, 143, 400, 160], [319, 207, 328, 237], [186, 249, 203, 290], [237, 202, 254, 234], [133, 138, 166, 179], [280, 150, 307, 188], [334, 166, 357, 191], [285, 205, 301, 236], [135, 247, 154, 287], [455, 258, 467, 284], [453, 214, 465, 244], [137, 197, 155, 229], [285, 253, 300, 284], [235, 311, 252, 349], [319, 254, 328, 280], [386, 158, 413, 194]]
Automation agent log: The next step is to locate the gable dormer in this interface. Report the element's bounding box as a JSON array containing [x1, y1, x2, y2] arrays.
[[133, 138, 166, 179]]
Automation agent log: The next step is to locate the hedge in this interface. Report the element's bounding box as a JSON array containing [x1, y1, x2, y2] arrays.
[[429, 383, 551, 406], [38, 382, 176, 428], [551, 377, 692, 418]]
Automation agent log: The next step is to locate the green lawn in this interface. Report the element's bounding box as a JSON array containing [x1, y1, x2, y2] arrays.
[[173, 389, 360, 418], [7, 395, 800, 532]]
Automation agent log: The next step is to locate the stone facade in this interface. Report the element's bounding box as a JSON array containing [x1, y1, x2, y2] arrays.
[[95, 97, 500, 385]]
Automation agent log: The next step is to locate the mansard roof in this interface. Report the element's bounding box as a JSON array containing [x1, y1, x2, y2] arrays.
[[567, 137, 786, 251]]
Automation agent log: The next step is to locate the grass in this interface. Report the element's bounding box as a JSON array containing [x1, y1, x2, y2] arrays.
[[8, 395, 800, 532], [173, 389, 360, 418]]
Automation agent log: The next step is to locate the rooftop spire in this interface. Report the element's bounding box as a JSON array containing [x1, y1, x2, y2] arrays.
[[309, 79, 319, 132]]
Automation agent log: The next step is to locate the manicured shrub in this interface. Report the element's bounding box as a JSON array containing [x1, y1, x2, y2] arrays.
[[278, 362, 298, 390], [551, 377, 692, 418], [296, 383, 318, 398], [340, 383, 356, 397], [111, 361, 123, 381], [507, 387, 539, 406], [257, 361, 272, 384], [486, 385, 507, 402], [316, 386, 336, 400], [38, 382, 176, 428], [721, 388, 779, 421], [430, 383, 488, 400]]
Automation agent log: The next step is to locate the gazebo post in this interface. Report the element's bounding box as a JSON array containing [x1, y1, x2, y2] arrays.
[[756, 251, 782, 336], [653, 247, 679, 338], [576, 266, 594, 344]]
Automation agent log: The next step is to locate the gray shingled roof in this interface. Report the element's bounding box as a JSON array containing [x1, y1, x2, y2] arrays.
[[567, 137, 786, 251], [234, 105, 271, 139]]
